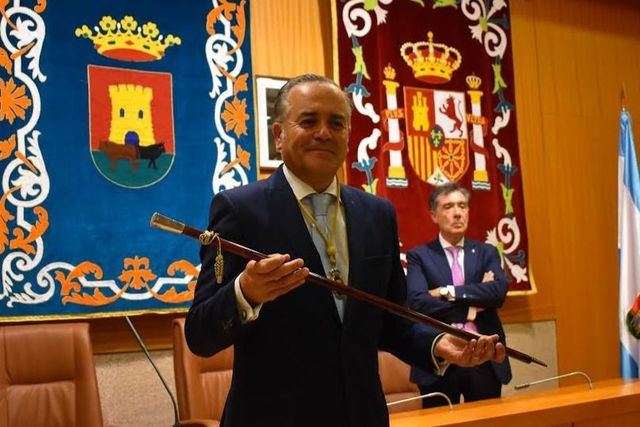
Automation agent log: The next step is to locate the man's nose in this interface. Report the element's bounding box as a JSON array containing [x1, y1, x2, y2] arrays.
[[315, 123, 331, 140]]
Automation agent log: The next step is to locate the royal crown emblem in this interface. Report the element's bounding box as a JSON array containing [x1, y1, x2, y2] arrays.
[[75, 16, 181, 62], [400, 31, 461, 84], [383, 64, 396, 80], [466, 74, 482, 90]]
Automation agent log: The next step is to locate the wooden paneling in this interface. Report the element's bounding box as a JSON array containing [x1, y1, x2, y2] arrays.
[[505, 0, 640, 381], [250, 0, 332, 78], [88, 312, 184, 353], [499, 0, 557, 324]]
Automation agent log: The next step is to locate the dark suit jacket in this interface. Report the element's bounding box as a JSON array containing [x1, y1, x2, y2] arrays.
[[186, 167, 438, 427], [406, 239, 512, 386]]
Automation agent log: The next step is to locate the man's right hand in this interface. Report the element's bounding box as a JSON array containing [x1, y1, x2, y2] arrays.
[[434, 333, 506, 367], [239, 254, 309, 305]]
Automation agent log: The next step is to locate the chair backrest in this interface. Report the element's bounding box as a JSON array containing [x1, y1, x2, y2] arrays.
[[378, 351, 421, 414], [0, 322, 103, 427], [172, 318, 233, 423]]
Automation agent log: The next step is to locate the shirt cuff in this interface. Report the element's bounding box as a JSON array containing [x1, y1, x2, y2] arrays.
[[431, 333, 451, 376], [447, 285, 456, 301], [234, 274, 262, 323]]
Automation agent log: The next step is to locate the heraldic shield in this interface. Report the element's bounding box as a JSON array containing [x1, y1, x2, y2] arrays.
[[87, 65, 175, 189], [403, 86, 469, 184]]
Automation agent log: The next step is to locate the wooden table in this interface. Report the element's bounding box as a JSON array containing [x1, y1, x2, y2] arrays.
[[390, 379, 640, 427]]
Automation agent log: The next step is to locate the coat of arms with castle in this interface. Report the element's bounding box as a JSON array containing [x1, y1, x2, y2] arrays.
[[76, 16, 180, 189]]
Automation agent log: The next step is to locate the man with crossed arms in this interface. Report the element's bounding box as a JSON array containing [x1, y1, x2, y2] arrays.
[[407, 183, 512, 408]]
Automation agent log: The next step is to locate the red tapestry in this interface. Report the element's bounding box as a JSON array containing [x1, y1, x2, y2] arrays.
[[334, 0, 532, 292]]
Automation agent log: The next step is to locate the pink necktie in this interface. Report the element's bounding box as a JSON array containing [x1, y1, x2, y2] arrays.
[[446, 246, 477, 332], [447, 246, 464, 286]]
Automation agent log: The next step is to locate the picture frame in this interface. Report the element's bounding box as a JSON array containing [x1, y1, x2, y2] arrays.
[[255, 76, 287, 169]]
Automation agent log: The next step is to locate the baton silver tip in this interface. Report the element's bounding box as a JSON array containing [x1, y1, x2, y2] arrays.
[[150, 212, 185, 235]]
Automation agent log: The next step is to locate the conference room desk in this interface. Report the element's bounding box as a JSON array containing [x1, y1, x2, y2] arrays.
[[390, 379, 640, 427]]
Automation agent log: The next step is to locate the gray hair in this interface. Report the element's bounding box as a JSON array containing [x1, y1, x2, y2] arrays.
[[429, 182, 471, 210], [272, 74, 352, 122]]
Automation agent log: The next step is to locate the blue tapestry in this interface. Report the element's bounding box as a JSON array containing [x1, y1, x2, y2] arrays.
[[0, 1, 255, 319]]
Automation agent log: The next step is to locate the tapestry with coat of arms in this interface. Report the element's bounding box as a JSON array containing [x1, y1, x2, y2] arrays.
[[334, 0, 533, 292], [0, 0, 255, 319]]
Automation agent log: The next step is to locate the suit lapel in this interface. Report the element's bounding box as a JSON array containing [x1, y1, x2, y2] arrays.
[[428, 240, 454, 285], [342, 185, 364, 289], [266, 169, 321, 269], [463, 240, 478, 284], [339, 186, 364, 326]]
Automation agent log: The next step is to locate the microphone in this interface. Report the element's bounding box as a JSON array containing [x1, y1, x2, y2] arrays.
[[386, 392, 453, 411], [125, 316, 181, 427], [514, 371, 593, 391]]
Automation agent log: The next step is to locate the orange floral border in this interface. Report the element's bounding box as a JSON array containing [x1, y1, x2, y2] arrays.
[[208, 0, 252, 178], [0, 2, 49, 266], [57, 256, 199, 306]]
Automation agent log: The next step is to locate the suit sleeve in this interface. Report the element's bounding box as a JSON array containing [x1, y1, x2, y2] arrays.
[[406, 250, 470, 324], [378, 201, 439, 372], [185, 191, 252, 357], [453, 245, 508, 309]]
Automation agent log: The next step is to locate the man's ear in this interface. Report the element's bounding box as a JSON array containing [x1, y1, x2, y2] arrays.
[[430, 210, 438, 224], [273, 122, 283, 151]]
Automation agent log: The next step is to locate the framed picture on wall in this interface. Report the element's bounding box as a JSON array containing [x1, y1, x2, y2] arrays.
[[255, 76, 287, 169]]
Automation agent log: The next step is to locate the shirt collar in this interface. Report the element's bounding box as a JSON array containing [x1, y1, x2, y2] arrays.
[[282, 164, 338, 201], [439, 233, 465, 250]]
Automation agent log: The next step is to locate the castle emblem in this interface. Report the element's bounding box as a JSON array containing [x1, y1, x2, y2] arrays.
[[75, 16, 181, 62], [87, 65, 175, 188]]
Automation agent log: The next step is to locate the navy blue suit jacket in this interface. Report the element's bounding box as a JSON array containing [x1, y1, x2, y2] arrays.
[[186, 167, 438, 427], [406, 239, 512, 386]]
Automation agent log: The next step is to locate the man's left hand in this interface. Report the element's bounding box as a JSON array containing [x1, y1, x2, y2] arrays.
[[434, 333, 506, 367], [482, 271, 495, 282], [428, 287, 442, 298]]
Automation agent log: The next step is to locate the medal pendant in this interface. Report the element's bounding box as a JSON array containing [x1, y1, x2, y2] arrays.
[[330, 268, 346, 300]]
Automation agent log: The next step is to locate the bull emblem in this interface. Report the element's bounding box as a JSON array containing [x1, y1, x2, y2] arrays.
[[99, 141, 166, 172]]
